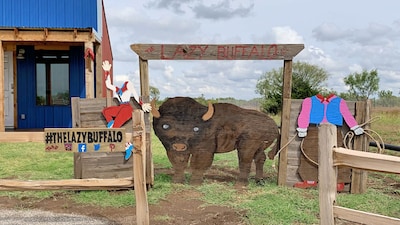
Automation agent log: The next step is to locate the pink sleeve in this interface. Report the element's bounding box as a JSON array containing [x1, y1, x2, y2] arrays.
[[297, 97, 312, 129], [339, 99, 358, 128]]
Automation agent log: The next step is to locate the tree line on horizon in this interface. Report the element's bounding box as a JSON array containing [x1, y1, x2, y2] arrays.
[[149, 61, 396, 113]]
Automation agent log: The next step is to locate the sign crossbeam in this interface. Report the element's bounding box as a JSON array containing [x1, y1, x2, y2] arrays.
[[131, 44, 304, 61]]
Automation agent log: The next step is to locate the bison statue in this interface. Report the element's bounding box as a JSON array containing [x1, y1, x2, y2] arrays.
[[151, 97, 279, 186]]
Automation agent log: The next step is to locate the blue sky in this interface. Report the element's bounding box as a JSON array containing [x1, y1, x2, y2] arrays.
[[103, 0, 400, 100]]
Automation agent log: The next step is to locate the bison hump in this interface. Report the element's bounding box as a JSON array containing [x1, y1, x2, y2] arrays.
[[159, 97, 208, 119]]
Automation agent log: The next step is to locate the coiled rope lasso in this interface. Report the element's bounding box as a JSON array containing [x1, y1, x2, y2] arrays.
[[271, 117, 384, 169]]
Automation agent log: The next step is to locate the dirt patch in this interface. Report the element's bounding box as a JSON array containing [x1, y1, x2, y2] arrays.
[[0, 189, 246, 225], [0, 167, 248, 225]]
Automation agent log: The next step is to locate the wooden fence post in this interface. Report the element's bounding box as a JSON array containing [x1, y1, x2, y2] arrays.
[[139, 57, 154, 187], [318, 124, 337, 225], [351, 100, 370, 193], [277, 60, 293, 186], [132, 110, 149, 225]]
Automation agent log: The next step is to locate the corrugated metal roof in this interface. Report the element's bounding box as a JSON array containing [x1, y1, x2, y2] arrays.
[[0, 0, 99, 31]]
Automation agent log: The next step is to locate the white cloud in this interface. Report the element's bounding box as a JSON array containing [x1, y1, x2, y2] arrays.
[[145, 0, 255, 20], [312, 23, 348, 41], [192, 0, 254, 20], [348, 64, 363, 73], [104, 0, 400, 99], [164, 65, 174, 79], [272, 26, 304, 44]]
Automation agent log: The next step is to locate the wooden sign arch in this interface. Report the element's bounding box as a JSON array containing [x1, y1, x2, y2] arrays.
[[130, 43, 304, 186]]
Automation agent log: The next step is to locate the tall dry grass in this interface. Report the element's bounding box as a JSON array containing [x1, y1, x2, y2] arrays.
[[370, 107, 400, 147]]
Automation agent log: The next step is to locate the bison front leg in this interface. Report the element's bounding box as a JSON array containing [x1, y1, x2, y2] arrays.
[[167, 150, 190, 184], [189, 152, 214, 185]]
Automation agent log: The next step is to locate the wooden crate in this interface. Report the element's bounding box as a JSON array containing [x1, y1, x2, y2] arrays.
[[74, 152, 133, 179], [71, 97, 154, 186]]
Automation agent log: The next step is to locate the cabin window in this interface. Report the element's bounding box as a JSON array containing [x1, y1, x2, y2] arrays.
[[36, 51, 70, 106]]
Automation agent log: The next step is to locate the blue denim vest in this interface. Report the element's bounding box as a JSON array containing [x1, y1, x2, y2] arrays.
[[309, 96, 343, 126]]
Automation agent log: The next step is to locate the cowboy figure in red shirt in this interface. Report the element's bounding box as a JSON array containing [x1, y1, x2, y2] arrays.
[[102, 60, 151, 159], [102, 60, 151, 128]]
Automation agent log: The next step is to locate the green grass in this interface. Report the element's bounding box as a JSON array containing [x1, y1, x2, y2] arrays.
[[196, 182, 319, 225], [337, 188, 400, 218], [73, 190, 135, 207], [151, 136, 173, 168], [0, 143, 73, 180], [0, 107, 399, 224]]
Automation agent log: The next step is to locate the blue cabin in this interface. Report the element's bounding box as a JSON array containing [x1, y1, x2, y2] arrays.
[[0, 0, 113, 130]]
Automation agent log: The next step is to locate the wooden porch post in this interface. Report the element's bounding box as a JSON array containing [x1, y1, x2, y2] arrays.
[[0, 40, 4, 131], [94, 43, 103, 98], [84, 41, 95, 99]]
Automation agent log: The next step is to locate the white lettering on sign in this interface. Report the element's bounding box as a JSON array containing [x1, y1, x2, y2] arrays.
[[44, 128, 126, 152]]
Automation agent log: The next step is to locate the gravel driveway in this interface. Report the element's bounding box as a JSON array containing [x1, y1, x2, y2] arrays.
[[0, 209, 114, 225]]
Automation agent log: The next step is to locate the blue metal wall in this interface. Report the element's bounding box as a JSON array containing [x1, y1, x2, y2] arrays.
[[0, 0, 100, 32], [17, 46, 86, 128]]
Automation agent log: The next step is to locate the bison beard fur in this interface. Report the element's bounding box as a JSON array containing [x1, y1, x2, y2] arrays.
[[152, 97, 279, 186]]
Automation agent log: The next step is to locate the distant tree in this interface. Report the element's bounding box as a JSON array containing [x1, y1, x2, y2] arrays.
[[343, 69, 379, 100], [338, 92, 357, 101], [291, 75, 319, 99], [194, 94, 208, 105], [150, 86, 160, 100], [378, 90, 394, 99], [377, 90, 396, 107], [256, 61, 329, 114]]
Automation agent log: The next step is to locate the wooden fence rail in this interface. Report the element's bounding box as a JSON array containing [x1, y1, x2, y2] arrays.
[[318, 124, 400, 225], [0, 178, 134, 191]]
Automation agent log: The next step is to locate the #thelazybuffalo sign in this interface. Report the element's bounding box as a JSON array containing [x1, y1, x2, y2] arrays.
[[44, 128, 126, 153]]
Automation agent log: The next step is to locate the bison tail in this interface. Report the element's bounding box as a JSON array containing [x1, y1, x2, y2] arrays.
[[267, 136, 281, 160]]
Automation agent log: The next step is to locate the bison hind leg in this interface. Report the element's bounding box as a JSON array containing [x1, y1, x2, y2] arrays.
[[254, 148, 267, 185]]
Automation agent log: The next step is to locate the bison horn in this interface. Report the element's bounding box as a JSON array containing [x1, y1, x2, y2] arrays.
[[150, 99, 160, 118], [202, 102, 214, 121]]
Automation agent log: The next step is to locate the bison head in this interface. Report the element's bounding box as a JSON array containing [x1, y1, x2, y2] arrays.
[[151, 97, 214, 152]]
